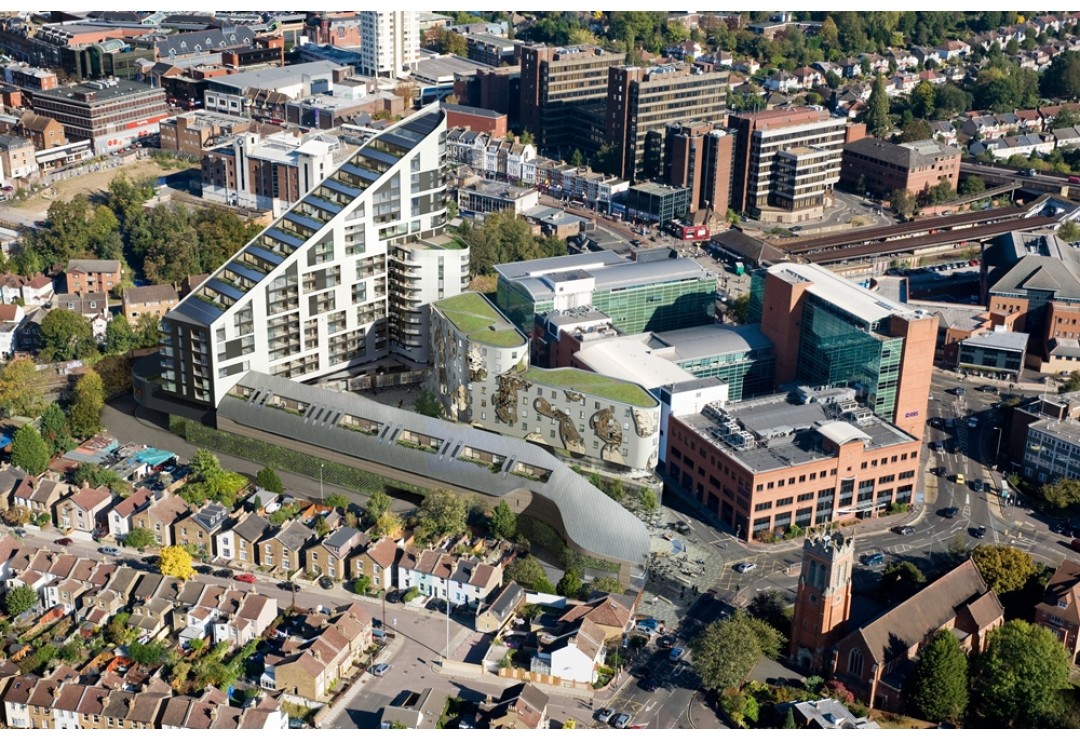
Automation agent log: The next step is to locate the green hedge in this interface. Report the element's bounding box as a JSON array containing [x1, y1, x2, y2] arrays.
[[516, 515, 619, 573], [169, 416, 426, 497]]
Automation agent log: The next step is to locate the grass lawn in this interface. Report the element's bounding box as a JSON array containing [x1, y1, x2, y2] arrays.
[[523, 367, 656, 407], [438, 293, 525, 347]]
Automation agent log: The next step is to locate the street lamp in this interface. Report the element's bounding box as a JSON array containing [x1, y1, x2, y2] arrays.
[[992, 427, 1004, 462], [445, 589, 452, 661], [319, 463, 324, 503]]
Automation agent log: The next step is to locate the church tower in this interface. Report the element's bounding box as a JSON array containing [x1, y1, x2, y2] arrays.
[[790, 531, 855, 672]]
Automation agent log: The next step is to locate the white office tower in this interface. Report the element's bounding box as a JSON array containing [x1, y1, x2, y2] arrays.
[[359, 11, 420, 79], [160, 105, 469, 408]]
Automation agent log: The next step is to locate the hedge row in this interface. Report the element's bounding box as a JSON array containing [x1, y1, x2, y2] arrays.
[[169, 416, 426, 497]]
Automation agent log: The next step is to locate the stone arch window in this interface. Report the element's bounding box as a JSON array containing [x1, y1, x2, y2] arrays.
[[848, 648, 864, 677]]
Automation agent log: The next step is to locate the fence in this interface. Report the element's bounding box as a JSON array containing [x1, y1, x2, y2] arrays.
[[496, 666, 594, 691]]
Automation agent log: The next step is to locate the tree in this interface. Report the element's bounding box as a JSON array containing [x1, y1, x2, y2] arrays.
[[4, 583, 38, 617], [692, 611, 783, 691], [159, 545, 195, 580], [570, 149, 584, 167], [134, 313, 160, 349], [639, 488, 659, 515], [505, 554, 549, 591], [1041, 51, 1080, 100], [124, 527, 156, 551], [68, 369, 105, 439], [589, 576, 625, 595], [255, 466, 284, 494], [879, 560, 926, 603], [782, 708, 796, 729], [819, 16, 839, 51], [414, 389, 443, 418], [104, 314, 134, 355], [446, 31, 467, 57], [325, 492, 350, 511], [416, 489, 469, 542], [489, 500, 517, 541], [971, 544, 1037, 595], [725, 293, 751, 325], [373, 509, 403, 538], [40, 308, 95, 362], [1059, 220, 1080, 244], [11, 424, 49, 476], [190, 448, 223, 481], [557, 568, 583, 597], [863, 73, 892, 137], [366, 489, 392, 523], [39, 402, 74, 455], [890, 188, 917, 219], [0, 359, 44, 417], [972, 620, 1071, 727], [562, 717, 577, 729], [73, 463, 131, 496], [907, 629, 969, 723], [748, 590, 792, 639], [127, 640, 167, 666], [898, 118, 933, 143], [910, 80, 937, 119], [959, 175, 987, 196]]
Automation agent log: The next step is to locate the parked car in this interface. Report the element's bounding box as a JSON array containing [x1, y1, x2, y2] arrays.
[[426, 598, 448, 612], [595, 708, 615, 723], [194, 565, 213, 575], [54, 537, 73, 547], [669, 647, 686, 662], [99, 546, 121, 556], [213, 568, 233, 578], [278, 581, 301, 592], [234, 573, 257, 584], [611, 713, 633, 729], [734, 561, 757, 574], [318, 576, 334, 590], [386, 589, 403, 604], [636, 618, 660, 634], [12, 528, 25, 538], [371, 663, 391, 677], [656, 635, 676, 649]]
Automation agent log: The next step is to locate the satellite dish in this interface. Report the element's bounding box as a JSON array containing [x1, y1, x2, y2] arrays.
[[265, 503, 281, 513]]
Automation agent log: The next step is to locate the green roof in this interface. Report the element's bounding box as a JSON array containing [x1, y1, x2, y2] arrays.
[[436, 292, 526, 348], [522, 367, 657, 407]]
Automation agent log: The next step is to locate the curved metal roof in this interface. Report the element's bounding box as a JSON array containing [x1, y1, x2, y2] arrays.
[[218, 371, 649, 574]]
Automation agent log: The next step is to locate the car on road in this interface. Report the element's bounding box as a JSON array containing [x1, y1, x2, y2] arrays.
[[972, 526, 988, 539], [213, 568, 233, 578], [371, 663, 391, 677], [930, 441, 942, 451], [976, 384, 996, 393], [1023, 168, 1038, 177], [734, 561, 757, 574], [99, 546, 121, 556], [669, 647, 686, 662], [893, 525, 917, 536], [234, 573, 257, 584], [931, 466, 946, 476], [939, 507, 960, 519], [973, 479, 985, 493], [953, 387, 966, 396], [954, 473, 966, 486], [278, 581, 301, 592], [595, 708, 615, 723], [612, 713, 633, 729], [640, 676, 659, 692], [861, 552, 885, 567], [54, 537, 73, 547]]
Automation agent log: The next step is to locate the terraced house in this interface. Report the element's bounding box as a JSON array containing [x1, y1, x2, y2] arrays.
[[157, 104, 468, 409]]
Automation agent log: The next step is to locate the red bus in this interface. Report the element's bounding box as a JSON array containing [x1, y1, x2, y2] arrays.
[[668, 222, 710, 241]]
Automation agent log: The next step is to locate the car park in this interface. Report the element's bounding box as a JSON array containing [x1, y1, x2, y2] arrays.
[[939, 507, 959, 519], [734, 561, 757, 574], [234, 573, 257, 584], [596, 708, 615, 723], [371, 663, 391, 677], [612, 713, 633, 729], [99, 546, 121, 556]]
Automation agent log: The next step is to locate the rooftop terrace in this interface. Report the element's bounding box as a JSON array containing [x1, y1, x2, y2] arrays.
[[435, 293, 525, 349], [522, 367, 657, 407]]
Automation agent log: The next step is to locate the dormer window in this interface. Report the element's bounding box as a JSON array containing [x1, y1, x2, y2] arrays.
[[1059, 599, 1069, 608]]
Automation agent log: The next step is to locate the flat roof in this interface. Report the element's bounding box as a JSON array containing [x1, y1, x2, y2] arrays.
[[36, 79, 160, 103], [494, 250, 626, 281], [221, 371, 650, 572], [767, 262, 913, 325], [433, 292, 526, 349], [521, 366, 657, 407], [960, 331, 1030, 351], [575, 336, 696, 389], [207, 61, 346, 93], [414, 54, 492, 83]]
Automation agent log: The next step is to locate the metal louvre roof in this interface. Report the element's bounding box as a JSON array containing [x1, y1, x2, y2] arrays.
[[218, 372, 649, 572]]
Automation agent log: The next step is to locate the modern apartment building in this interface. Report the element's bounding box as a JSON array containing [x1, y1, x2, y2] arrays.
[[665, 387, 922, 541], [158, 110, 254, 157], [201, 130, 350, 217], [752, 262, 936, 440], [494, 249, 716, 338], [31, 78, 169, 154], [663, 122, 735, 217], [518, 44, 625, 155], [428, 292, 662, 471], [159, 105, 467, 408], [728, 107, 847, 222], [840, 137, 961, 199], [359, 11, 420, 79], [605, 64, 727, 182]]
